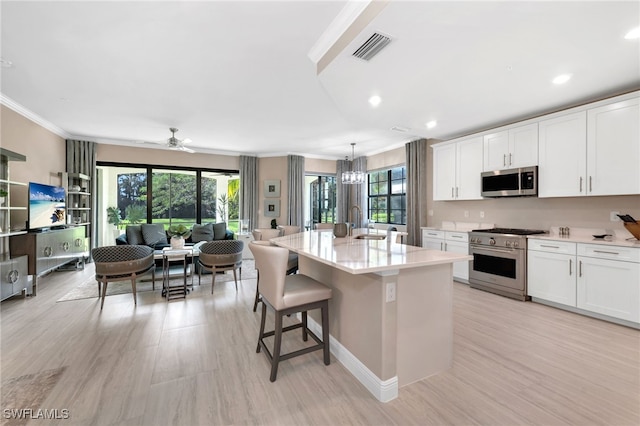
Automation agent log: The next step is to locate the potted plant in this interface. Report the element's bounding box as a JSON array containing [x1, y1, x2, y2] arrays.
[[0, 188, 7, 206], [106, 206, 122, 237], [167, 224, 192, 249]]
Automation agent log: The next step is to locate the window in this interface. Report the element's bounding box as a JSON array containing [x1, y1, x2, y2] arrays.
[[305, 175, 336, 228], [368, 166, 406, 225], [97, 163, 239, 246]]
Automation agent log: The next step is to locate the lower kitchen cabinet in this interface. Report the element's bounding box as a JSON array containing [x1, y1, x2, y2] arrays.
[[576, 245, 640, 323], [422, 229, 470, 283], [528, 238, 640, 326], [528, 244, 577, 307]]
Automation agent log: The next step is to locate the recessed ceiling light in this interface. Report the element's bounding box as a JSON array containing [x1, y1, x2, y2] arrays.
[[552, 74, 572, 85], [624, 26, 640, 39], [426, 120, 437, 129], [0, 58, 14, 68], [369, 95, 381, 107]]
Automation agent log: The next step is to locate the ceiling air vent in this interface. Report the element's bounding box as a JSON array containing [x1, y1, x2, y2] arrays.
[[352, 32, 392, 61]]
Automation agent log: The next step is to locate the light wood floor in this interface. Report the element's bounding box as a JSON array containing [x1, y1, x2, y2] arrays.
[[1, 264, 638, 426]]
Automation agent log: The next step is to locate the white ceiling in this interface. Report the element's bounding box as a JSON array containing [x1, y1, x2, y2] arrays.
[[1, 1, 639, 160]]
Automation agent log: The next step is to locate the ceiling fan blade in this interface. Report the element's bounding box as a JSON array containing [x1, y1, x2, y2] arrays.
[[181, 146, 195, 154], [182, 138, 192, 144]]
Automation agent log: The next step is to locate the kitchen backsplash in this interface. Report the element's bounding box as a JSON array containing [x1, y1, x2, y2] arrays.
[[428, 194, 640, 235]]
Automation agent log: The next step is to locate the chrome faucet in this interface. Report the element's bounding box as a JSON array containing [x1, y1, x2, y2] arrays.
[[348, 205, 362, 236]]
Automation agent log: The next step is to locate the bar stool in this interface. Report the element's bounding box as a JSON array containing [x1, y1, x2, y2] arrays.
[[250, 241, 298, 312], [249, 242, 332, 382]]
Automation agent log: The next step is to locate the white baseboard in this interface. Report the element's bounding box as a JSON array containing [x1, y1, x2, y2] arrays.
[[303, 314, 398, 402]]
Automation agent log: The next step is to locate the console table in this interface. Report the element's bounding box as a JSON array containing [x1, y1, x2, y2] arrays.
[[9, 227, 89, 294]]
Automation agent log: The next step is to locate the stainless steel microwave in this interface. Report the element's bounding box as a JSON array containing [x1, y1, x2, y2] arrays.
[[481, 166, 538, 197]]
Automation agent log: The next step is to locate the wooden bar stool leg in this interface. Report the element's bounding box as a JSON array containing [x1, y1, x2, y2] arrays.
[[301, 311, 308, 341], [257, 302, 267, 353], [270, 311, 284, 382], [100, 281, 108, 309], [322, 302, 330, 365]]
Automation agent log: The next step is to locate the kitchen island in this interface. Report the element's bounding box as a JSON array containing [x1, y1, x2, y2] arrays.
[[271, 229, 472, 402]]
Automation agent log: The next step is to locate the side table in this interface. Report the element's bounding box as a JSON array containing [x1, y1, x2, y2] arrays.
[[161, 248, 191, 300]]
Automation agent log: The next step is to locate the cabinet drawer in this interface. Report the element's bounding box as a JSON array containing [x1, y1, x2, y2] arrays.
[[445, 231, 468, 242], [422, 229, 445, 239], [528, 239, 576, 255], [578, 244, 640, 263]]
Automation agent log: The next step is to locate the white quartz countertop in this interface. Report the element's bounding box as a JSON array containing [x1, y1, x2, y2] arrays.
[[270, 229, 472, 275], [528, 233, 640, 248]]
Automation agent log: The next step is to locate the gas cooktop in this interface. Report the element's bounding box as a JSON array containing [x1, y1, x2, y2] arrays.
[[471, 228, 547, 236]]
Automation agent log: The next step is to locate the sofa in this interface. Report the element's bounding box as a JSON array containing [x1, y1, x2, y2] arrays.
[[115, 222, 234, 250]]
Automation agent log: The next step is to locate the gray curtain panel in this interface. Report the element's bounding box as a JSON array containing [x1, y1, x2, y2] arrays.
[[66, 139, 97, 250], [335, 159, 351, 223], [405, 139, 428, 246], [352, 156, 367, 228], [239, 155, 258, 233], [287, 155, 305, 226]]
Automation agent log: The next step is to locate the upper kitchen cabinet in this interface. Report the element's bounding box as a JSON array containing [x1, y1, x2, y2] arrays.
[[433, 136, 483, 201], [483, 123, 538, 171], [586, 97, 639, 196], [538, 111, 587, 197], [539, 94, 639, 198]]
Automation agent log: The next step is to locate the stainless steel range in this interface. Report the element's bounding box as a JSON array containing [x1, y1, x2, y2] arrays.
[[468, 228, 546, 301]]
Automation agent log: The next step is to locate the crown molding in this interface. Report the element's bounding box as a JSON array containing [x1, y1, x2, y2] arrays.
[[0, 93, 71, 139]]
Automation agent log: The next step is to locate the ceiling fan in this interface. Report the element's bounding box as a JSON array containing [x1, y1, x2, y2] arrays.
[[159, 127, 195, 153]]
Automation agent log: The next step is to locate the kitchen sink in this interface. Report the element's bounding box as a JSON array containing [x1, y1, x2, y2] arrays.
[[353, 234, 386, 240]]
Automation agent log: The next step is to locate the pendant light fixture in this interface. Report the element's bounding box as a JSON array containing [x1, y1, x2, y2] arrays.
[[341, 142, 366, 184]]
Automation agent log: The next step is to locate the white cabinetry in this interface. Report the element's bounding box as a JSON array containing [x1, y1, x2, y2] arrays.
[[444, 231, 470, 282], [528, 239, 577, 306], [421, 229, 469, 282], [577, 244, 640, 323], [422, 229, 444, 250], [586, 97, 640, 196], [483, 123, 538, 171], [528, 238, 640, 326], [538, 111, 587, 197], [432, 136, 483, 201], [539, 96, 639, 198]]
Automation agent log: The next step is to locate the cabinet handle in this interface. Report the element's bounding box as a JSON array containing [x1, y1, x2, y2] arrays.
[[440, 242, 444, 251], [451, 235, 463, 238], [455, 187, 459, 198], [579, 260, 582, 277], [509, 153, 512, 166], [579, 177, 583, 193], [451, 187, 454, 198], [540, 244, 560, 249], [593, 250, 619, 255], [444, 242, 447, 251], [569, 258, 572, 276], [7, 270, 19, 284], [589, 176, 592, 193], [503, 154, 507, 166]]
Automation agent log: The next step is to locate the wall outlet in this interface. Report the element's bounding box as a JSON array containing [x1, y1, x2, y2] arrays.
[[428, 209, 434, 217], [464, 210, 469, 218], [480, 211, 485, 218], [386, 282, 396, 302], [610, 211, 620, 222]]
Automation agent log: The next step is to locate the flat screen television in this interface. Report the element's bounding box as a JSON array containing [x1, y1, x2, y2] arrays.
[[28, 182, 66, 230]]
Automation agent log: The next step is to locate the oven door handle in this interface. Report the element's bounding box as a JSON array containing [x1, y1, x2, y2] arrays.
[[471, 246, 517, 255]]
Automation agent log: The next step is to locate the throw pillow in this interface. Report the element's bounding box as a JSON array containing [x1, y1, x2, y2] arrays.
[[191, 223, 214, 242], [213, 222, 227, 240], [126, 225, 144, 245], [141, 223, 166, 247]]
